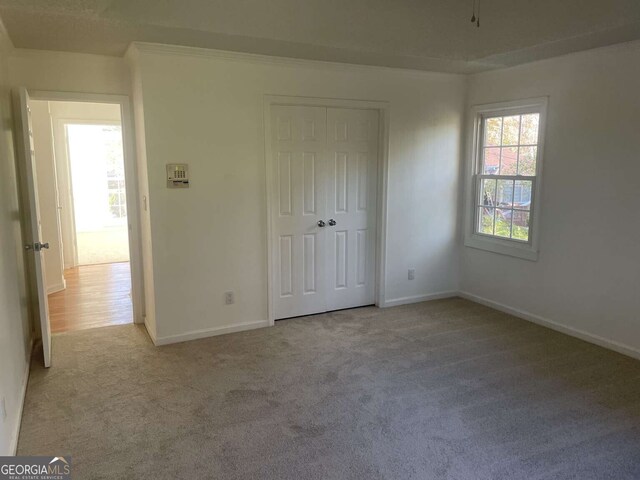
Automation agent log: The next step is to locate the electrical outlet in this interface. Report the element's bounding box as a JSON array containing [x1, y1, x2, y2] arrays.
[[224, 291, 235, 305], [408, 268, 416, 280], [0, 396, 6, 422]]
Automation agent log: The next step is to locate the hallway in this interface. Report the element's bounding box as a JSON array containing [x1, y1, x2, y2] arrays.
[[48, 262, 133, 333]]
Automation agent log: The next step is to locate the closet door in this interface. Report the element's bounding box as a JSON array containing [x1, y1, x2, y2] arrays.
[[271, 106, 328, 319], [325, 108, 379, 310]]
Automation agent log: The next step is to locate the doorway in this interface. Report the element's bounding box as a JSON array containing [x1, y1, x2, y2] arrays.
[[29, 99, 134, 333], [66, 123, 130, 266], [268, 104, 382, 320]]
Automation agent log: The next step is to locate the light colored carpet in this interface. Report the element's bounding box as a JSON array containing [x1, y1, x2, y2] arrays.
[[76, 226, 129, 265], [18, 298, 640, 479]]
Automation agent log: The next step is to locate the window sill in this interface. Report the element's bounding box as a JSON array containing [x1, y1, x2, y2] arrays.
[[464, 234, 538, 261]]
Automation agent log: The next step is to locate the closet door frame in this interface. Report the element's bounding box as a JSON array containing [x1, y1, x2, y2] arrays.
[[264, 95, 390, 325]]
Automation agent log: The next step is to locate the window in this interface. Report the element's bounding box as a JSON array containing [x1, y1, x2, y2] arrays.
[[104, 126, 127, 222], [465, 98, 547, 260]]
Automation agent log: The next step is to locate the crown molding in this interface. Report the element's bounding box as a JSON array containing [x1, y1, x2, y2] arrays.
[[126, 42, 469, 78]]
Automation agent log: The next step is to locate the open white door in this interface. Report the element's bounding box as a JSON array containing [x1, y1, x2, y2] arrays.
[[14, 87, 52, 367]]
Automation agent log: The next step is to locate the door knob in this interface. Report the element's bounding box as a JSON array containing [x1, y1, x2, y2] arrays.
[[328, 219, 337, 226], [317, 220, 326, 227], [25, 242, 49, 251]]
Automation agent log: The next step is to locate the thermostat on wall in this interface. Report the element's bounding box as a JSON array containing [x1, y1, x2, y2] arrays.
[[167, 164, 189, 188]]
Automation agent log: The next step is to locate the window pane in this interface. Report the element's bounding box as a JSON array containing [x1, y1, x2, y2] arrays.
[[495, 209, 512, 238], [514, 180, 532, 210], [496, 179, 514, 208], [520, 114, 539, 145], [481, 178, 496, 206], [483, 147, 500, 174], [500, 146, 518, 175], [512, 210, 530, 241], [518, 146, 537, 176], [501, 115, 520, 146], [484, 117, 502, 147], [479, 207, 495, 235], [475, 106, 542, 245]]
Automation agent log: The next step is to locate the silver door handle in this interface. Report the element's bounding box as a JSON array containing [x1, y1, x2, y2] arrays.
[[317, 220, 326, 227], [328, 219, 337, 226], [25, 242, 49, 251]]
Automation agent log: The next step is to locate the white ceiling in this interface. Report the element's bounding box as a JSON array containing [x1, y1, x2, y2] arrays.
[[1, 0, 639, 73]]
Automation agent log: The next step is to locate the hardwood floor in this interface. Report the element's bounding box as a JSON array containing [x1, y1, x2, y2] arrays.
[[48, 262, 133, 334]]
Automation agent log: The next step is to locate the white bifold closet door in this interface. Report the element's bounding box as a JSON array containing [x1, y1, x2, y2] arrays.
[[271, 105, 379, 320]]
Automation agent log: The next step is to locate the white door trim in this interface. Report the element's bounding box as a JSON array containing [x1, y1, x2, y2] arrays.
[[263, 95, 390, 326], [28, 90, 145, 325]]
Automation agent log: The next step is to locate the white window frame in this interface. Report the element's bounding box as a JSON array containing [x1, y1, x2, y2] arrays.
[[464, 97, 548, 261]]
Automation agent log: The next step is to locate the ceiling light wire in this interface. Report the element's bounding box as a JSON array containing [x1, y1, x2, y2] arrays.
[[470, 0, 480, 27]]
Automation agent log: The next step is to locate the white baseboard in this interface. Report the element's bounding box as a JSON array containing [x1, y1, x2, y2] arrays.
[[10, 338, 33, 455], [459, 291, 640, 361], [380, 291, 458, 308], [143, 292, 640, 362], [143, 317, 157, 344], [154, 320, 270, 346], [46, 282, 65, 295]]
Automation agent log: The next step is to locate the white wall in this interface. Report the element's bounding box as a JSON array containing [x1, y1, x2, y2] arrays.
[[128, 45, 466, 343], [8, 49, 130, 95], [30, 100, 65, 293], [0, 26, 32, 455], [461, 41, 640, 357], [49, 101, 122, 122]]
